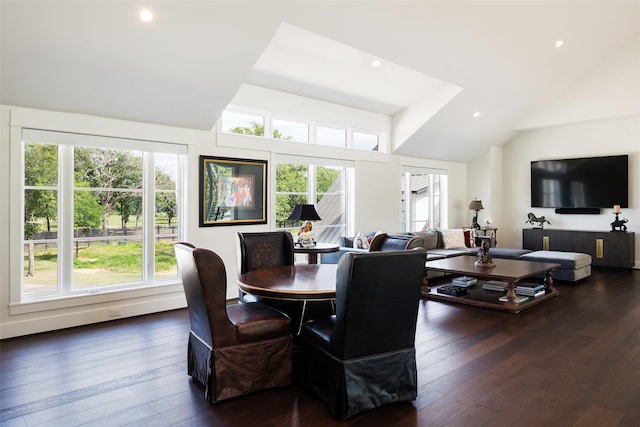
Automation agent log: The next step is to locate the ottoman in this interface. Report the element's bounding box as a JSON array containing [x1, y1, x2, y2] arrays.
[[520, 250, 592, 282], [489, 248, 532, 260]]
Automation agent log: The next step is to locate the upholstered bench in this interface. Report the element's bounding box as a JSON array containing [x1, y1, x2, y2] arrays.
[[519, 250, 592, 282]]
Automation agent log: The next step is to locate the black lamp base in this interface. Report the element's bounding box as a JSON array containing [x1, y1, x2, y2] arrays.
[[471, 212, 480, 229]]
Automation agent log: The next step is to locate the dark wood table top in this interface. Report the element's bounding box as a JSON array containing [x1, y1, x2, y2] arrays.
[[293, 242, 339, 254], [238, 264, 337, 300], [425, 255, 560, 282]]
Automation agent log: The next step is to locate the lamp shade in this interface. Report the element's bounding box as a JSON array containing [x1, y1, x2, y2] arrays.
[[468, 200, 484, 211], [287, 204, 322, 221]]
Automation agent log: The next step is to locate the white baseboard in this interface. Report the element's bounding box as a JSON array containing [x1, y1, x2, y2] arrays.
[[0, 294, 187, 339]]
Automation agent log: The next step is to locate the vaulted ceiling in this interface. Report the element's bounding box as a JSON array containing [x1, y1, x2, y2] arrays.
[[2, 1, 639, 162]]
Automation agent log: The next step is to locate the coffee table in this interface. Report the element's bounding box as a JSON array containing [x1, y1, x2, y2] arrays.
[[422, 256, 560, 313]]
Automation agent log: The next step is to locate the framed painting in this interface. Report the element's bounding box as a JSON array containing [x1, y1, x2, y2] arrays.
[[199, 156, 267, 226]]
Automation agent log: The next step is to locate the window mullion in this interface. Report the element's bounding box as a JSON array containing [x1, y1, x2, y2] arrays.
[[60, 145, 74, 293], [143, 152, 154, 282], [308, 165, 316, 203]]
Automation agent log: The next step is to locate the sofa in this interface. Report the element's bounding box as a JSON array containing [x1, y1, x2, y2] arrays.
[[321, 228, 591, 282]]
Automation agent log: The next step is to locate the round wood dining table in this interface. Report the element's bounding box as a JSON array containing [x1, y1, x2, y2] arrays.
[[238, 264, 337, 300], [238, 264, 337, 334]]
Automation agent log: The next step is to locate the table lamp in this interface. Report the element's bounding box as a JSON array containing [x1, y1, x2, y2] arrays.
[[287, 204, 322, 246], [468, 199, 484, 229]]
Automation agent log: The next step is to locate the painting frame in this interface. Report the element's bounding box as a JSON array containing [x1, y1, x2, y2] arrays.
[[199, 155, 267, 227]]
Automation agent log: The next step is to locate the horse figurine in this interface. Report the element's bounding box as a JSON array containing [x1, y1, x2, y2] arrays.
[[610, 215, 628, 232], [525, 212, 551, 229]]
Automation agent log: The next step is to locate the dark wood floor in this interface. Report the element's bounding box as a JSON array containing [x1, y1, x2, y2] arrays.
[[2, 267, 640, 426]]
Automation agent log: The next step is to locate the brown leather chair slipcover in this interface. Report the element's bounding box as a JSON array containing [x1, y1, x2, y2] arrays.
[[296, 249, 427, 419], [174, 242, 292, 402]]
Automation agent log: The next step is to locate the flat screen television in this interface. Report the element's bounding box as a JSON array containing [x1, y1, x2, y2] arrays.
[[531, 155, 628, 209]]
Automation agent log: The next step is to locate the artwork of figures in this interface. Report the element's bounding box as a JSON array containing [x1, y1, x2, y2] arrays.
[[199, 156, 267, 226], [217, 176, 254, 208]]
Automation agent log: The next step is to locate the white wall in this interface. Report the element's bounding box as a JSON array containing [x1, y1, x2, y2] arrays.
[[469, 30, 640, 267], [0, 104, 468, 338], [500, 116, 639, 259]]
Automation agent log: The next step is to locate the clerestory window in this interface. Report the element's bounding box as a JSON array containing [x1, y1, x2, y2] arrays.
[[221, 107, 383, 153]]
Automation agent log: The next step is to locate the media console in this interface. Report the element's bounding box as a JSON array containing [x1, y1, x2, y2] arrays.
[[523, 229, 635, 269]]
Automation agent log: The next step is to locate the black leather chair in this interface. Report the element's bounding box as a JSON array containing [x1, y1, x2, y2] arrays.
[[236, 231, 333, 326], [296, 248, 427, 419], [174, 242, 292, 402], [236, 231, 295, 274], [369, 232, 425, 252]]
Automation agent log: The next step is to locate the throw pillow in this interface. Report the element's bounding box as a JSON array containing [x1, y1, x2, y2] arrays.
[[410, 230, 439, 250], [442, 229, 467, 249], [359, 233, 370, 249], [352, 233, 362, 248], [353, 232, 370, 249], [463, 229, 477, 248]]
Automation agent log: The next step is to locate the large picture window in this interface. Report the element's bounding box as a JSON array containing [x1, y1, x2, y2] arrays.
[[275, 158, 352, 244], [21, 129, 185, 300]]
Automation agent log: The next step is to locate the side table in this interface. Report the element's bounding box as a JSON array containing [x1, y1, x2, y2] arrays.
[[476, 227, 498, 247], [294, 243, 339, 264]]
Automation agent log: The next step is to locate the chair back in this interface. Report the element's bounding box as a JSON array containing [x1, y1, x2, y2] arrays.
[[369, 233, 425, 252], [331, 249, 426, 359], [237, 231, 295, 274], [174, 243, 234, 347]]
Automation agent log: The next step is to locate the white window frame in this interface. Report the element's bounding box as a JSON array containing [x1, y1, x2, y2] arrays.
[[275, 155, 354, 243], [221, 106, 385, 153], [10, 124, 188, 312], [401, 167, 448, 232]]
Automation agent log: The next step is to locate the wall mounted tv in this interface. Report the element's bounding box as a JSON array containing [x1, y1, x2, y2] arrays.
[[531, 154, 628, 210]]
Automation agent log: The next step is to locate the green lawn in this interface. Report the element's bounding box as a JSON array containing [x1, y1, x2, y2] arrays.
[[24, 240, 177, 290]]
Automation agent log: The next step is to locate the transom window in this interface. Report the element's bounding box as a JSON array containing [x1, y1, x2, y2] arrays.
[[20, 129, 185, 301], [221, 108, 382, 153]]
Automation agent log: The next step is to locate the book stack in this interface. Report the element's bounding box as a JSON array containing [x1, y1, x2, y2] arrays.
[[452, 276, 477, 287], [499, 294, 529, 303], [515, 282, 545, 298], [482, 280, 508, 292], [437, 284, 468, 296]]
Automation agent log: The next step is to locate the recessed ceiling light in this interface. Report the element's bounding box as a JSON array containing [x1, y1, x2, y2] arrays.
[[555, 40, 564, 48], [473, 111, 481, 118], [140, 9, 153, 23], [371, 59, 381, 68]]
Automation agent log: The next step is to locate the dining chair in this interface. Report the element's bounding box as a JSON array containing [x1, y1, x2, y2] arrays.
[[295, 248, 427, 419], [174, 242, 292, 403], [236, 230, 333, 328], [236, 231, 295, 303]]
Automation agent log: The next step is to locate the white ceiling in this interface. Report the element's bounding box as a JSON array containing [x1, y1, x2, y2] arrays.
[[2, 1, 639, 162]]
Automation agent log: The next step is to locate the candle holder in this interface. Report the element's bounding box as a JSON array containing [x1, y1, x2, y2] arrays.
[[610, 211, 628, 232]]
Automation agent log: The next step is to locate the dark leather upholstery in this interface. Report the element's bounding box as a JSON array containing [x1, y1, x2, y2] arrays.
[[296, 248, 427, 419], [236, 231, 295, 274], [236, 231, 295, 303], [236, 231, 332, 325], [369, 232, 425, 252], [174, 242, 292, 402]]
